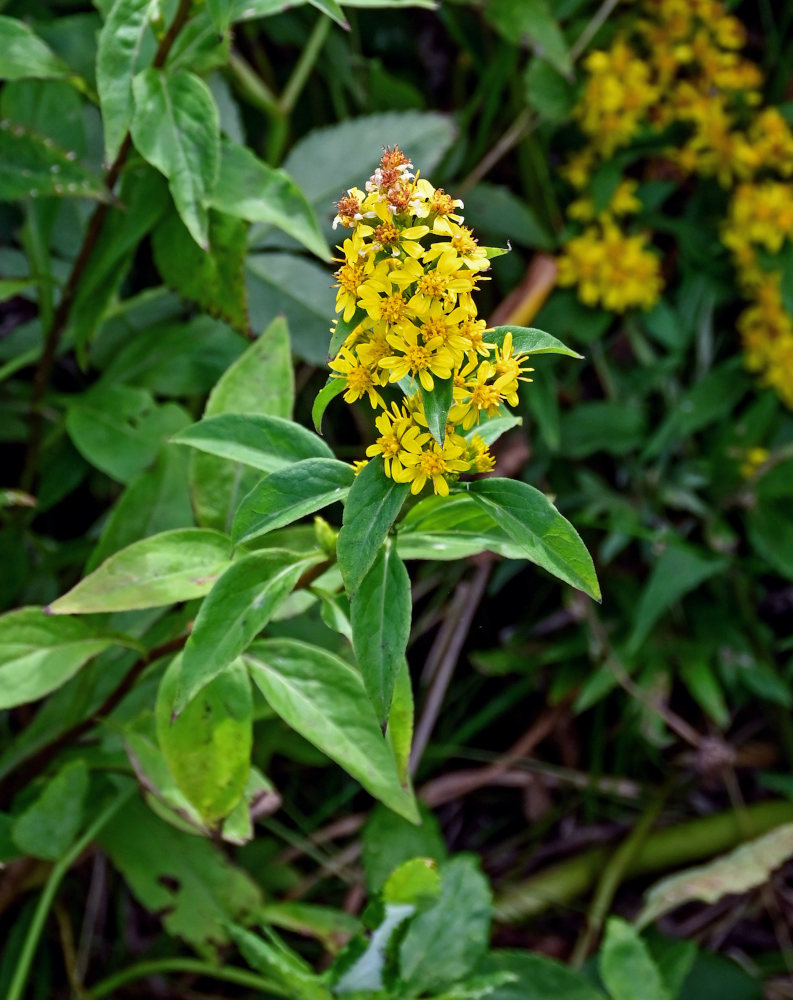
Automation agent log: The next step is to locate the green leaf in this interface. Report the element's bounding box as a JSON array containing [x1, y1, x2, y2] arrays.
[[748, 498, 793, 582], [97, 0, 158, 161], [384, 857, 441, 905], [11, 760, 89, 860], [396, 494, 524, 562], [227, 923, 332, 1000], [627, 544, 727, 654], [176, 549, 322, 712], [467, 479, 600, 600], [337, 458, 409, 595], [0, 120, 107, 201], [191, 317, 295, 531], [207, 0, 234, 30], [206, 315, 294, 418], [245, 638, 418, 822], [647, 936, 697, 999], [525, 56, 578, 121], [98, 790, 263, 954], [209, 141, 329, 260], [258, 901, 361, 954], [599, 918, 671, 1000], [246, 252, 335, 365], [97, 314, 245, 396], [307, 0, 348, 27], [362, 802, 446, 894], [66, 383, 190, 484], [156, 655, 252, 824], [312, 376, 347, 433], [174, 413, 333, 472], [328, 306, 368, 359], [643, 363, 749, 458], [0, 17, 70, 81], [152, 207, 250, 335], [131, 67, 219, 249], [232, 458, 354, 546], [87, 448, 194, 573], [399, 856, 492, 996], [477, 950, 606, 1000], [421, 376, 454, 445], [484, 0, 571, 75], [0, 608, 129, 710], [47, 528, 232, 613], [560, 402, 646, 458], [485, 325, 582, 359], [466, 414, 522, 447], [0, 277, 36, 303], [351, 538, 411, 722], [387, 658, 414, 787]]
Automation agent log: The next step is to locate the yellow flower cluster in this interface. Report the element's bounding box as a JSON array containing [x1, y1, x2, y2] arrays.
[[557, 222, 662, 313], [721, 182, 793, 410], [556, 0, 793, 406], [329, 148, 532, 495]]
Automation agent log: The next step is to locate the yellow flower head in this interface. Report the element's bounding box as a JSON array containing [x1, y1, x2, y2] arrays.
[[328, 150, 535, 493]]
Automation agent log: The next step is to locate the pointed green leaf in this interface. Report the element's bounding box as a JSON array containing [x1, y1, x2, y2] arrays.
[[47, 529, 232, 613], [66, 384, 190, 484], [421, 376, 454, 445], [351, 538, 411, 722], [628, 544, 727, 654], [0, 17, 70, 81], [233, 458, 353, 546], [0, 120, 107, 201], [209, 141, 329, 259], [174, 413, 333, 472], [0, 608, 133, 709], [485, 325, 582, 359], [337, 458, 409, 595], [206, 0, 234, 30], [97, 0, 158, 162], [131, 68, 219, 248], [387, 658, 414, 786], [227, 923, 332, 1000], [599, 918, 671, 1000], [307, 0, 348, 27], [396, 493, 523, 562], [468, 478, 600, 600], [11, 760, 89, 860], [399, 856, 492, 996], [176, 549, 322, 712], [245, 638, 418, 822], [152, 207, 249, 335], [156, 655, 252, 824], [312, 376, 347, 433], [477, 951, 606, 1000]]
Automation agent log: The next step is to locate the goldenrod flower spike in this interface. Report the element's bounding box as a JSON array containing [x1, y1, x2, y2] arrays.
[[329, 146, 532, 494]]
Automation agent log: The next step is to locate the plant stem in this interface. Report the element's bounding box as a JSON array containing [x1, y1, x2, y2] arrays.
[[19, 0, 194, 494], [85, 957, 287, 999], [494, 798, 793, 924], [6, 787, 133, 1000]]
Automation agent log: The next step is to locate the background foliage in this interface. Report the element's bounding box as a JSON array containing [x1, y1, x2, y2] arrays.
[[1, 0, 793, 998]]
